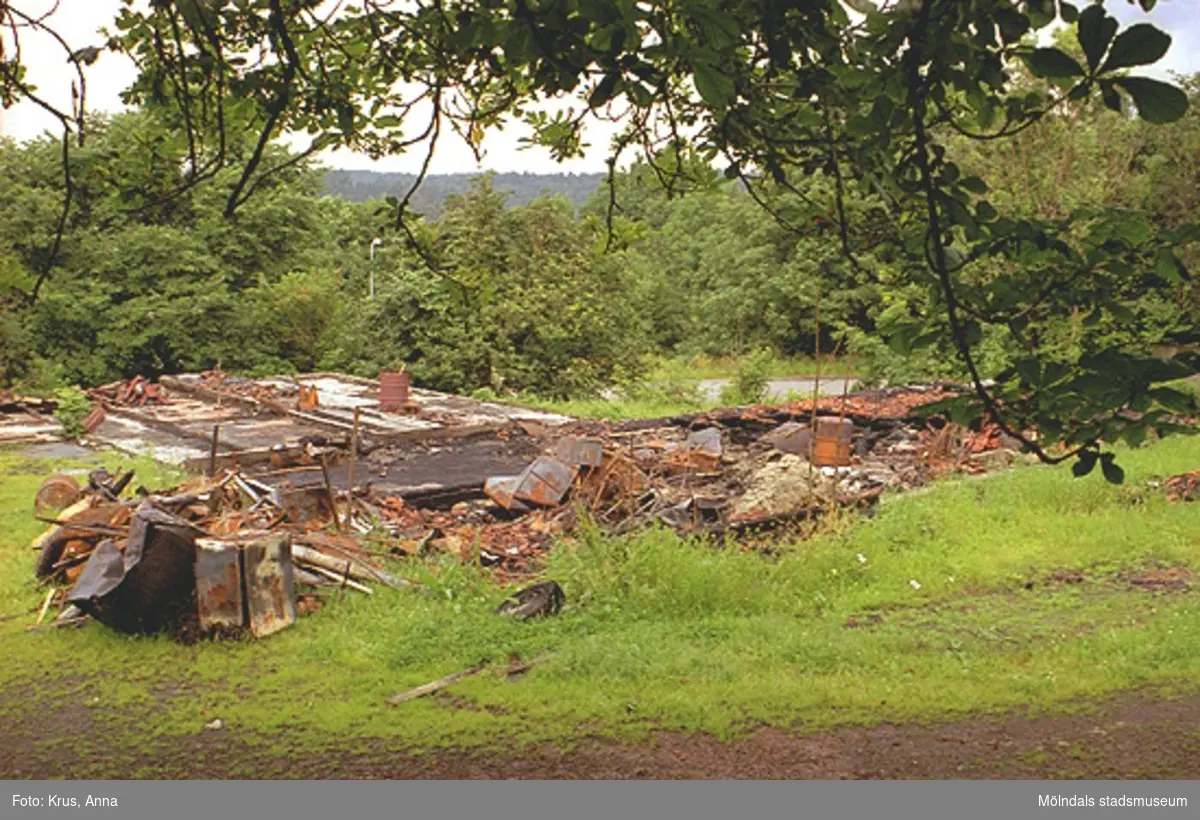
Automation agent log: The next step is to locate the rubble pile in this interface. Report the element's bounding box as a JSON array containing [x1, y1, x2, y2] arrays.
[[1163, 470, 1199, 502], [18, 375, 1027, 641], [29, 466, 408, 640], [775, 384, 961, 419], [197, 368, 286, 403], [365, 407, 1014, 577], [0, 392, 62, 446], [89, 375, 169, 408]]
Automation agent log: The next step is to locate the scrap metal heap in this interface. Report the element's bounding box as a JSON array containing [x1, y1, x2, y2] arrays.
[[30, 464, 408, 641], [24, 378, 1024, 641]]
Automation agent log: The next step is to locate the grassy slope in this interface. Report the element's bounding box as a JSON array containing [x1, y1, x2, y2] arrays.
[[0, 436, 1197, 760]]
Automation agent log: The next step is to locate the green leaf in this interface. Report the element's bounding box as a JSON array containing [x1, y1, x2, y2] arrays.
[[689, 7, 740, 49], [588, 26, 617, 52], [1113, 76, 1188, 124], [1122, 423, 1148, 448], [976, 200, 997, 222], [1072, 450, 1097, 477], [995, 8, 1030, 43], [693, 61, 734, 110], [992, 217, 1016, 236], [886, 323, 925, 355], [1107, 302, 1135, 323], [911, 331, 942, 350], [1077, 5, 1117, 72], [1099, 79, 1123, 112], [1149, 387, 1197, 414], [1100, 23, 1172, 73], [1043, 362, 1070, 386], [1026, 0, 1056, 29], [589, 73, 620, 108], [960, 176, 988, 194], [1155, 248, 1183, 284], [845, 115, 875, 137], [1021, 48, 1084, 79], [1099, 453, 1125, 484]]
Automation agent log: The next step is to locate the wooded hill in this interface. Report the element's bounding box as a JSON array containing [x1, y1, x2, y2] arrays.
[[323, 170, 607, 214]]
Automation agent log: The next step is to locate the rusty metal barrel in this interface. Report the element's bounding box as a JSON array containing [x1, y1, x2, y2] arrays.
[[34, 474, 82, 512], [812, 417, 853, 467], [379, 370, 411, 412]]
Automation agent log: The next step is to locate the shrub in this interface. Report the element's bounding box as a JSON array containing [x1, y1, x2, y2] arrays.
[[719, 348, 772, 405], [53, 386, 92, 438]]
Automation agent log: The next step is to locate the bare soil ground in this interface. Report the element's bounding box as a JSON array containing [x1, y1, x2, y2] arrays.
[[2, 689, 1197, 779]]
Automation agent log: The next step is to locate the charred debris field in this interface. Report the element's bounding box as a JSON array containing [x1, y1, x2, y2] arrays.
[[0, 373, 1198, 774]]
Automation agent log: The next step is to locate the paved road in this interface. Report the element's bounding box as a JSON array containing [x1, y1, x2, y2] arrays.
[[696, 376, 858, 402]]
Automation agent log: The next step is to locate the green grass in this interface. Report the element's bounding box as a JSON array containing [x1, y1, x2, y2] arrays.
[[0, 434, 1197, 764], [648, 352, 861, 381]]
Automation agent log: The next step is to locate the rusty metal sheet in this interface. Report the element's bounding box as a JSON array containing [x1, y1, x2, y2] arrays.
[[513, 456, 578, 507], [551, 436, 604, 469], [195, 539, 245, 631], [242, 533, 297, 638], [484, 475, 530, 511], [82, 405, 106, 434]]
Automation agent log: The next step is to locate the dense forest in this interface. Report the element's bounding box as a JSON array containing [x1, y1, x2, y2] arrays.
[[323, 170, 606, 215], [1, 52, 1197, 406]]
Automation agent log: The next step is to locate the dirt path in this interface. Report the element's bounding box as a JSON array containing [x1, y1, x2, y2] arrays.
[[3, 689, 1198, 779]]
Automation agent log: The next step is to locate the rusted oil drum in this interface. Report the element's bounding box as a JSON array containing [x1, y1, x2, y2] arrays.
[[812, 417, 853, 467], [34, 474, 82, 513], [379, 370, 411, 412]]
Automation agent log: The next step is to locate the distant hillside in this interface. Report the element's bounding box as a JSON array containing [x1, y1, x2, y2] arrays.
[[323, 170, 607, 215]]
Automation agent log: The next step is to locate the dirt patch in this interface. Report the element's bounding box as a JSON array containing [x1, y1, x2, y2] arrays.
[[2, 686, 1199, 779], [1127, 566, 1194, 592]]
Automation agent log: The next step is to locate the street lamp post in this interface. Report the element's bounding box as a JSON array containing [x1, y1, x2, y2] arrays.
[[369, 237, 383, 299]]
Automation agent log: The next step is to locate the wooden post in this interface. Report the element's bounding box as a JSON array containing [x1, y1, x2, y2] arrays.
[[347, 407, 360, 497], [319, 453, 345, 532], [209, 424, 221, 477]]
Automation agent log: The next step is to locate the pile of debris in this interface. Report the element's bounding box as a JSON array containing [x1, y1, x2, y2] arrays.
[[89, 375, 168, 408], [780, 384, 960, 419], [20, 375, 1029, 641], [197, 368, 285, 404], [363, 406, 1016, 578], [29, 465, 406, 641], [0, 391, 62, 446], [1163, 470, 1199, 502]]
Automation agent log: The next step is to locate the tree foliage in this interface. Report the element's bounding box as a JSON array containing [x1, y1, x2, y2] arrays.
[[0, 118, 644, 395], [1, 0, 1198, 471]]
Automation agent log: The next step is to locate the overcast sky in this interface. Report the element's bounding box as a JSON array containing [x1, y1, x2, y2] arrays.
[[1, 0, 1197, 174]]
